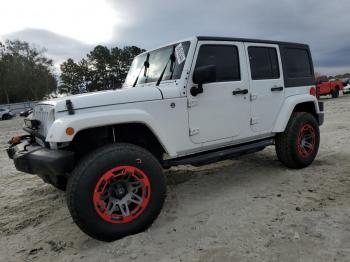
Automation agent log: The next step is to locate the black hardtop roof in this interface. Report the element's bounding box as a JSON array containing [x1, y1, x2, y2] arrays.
[[196, 36, 309, 48]]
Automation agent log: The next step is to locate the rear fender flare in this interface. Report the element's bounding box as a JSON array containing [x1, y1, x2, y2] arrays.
[[272, 95, 320, 133]]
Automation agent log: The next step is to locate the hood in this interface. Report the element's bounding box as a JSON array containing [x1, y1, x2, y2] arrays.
[[41, 86, 163, 112]]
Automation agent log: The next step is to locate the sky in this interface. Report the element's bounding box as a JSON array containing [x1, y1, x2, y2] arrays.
[[0, 0, 350, 76]]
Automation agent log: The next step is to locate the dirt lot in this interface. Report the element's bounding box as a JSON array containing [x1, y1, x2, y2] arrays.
[[1, 96, 350, 262]]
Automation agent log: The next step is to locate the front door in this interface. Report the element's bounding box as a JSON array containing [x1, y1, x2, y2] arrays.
[[187, 41, 251, 144], [245, 43, 285, 133]]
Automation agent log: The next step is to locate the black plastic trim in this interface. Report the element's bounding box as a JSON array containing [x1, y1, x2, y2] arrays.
[[318, 113, 324, 126], [164, 138, 274, 167], [317, 101, 324, 126], [8, 141, 75, 176], [318, 101, 324, 112], [197, 36, 308, 47], [23, 127, 49, 147]]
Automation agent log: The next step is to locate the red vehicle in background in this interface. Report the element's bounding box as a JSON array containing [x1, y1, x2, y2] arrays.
[[316, 75, 343, 98]]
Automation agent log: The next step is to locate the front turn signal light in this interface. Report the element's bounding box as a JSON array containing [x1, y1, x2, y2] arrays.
[[66, 127, 75, 136]]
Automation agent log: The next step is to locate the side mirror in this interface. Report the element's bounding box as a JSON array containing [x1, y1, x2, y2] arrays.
[[191, 65, 216, 96]]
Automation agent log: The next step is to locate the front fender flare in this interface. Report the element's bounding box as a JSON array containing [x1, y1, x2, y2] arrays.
[[46, 109, 175, 156], [272, 95, 320, 133]]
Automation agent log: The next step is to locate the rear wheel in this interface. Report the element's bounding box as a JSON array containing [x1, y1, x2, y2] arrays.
[[275, 112, 320, 169], [331, 88, 339, 98], [66, 143, 166, 241]]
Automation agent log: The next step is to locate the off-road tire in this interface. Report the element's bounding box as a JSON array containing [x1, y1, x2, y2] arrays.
[[66, 143, 166, 242], [275, 112, 320, 169]]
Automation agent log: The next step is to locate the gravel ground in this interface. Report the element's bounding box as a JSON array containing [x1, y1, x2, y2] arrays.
[[0, 95, 350, 262]]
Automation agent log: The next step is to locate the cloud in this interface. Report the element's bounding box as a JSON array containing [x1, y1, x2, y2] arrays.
[[107, 0, 350, 75], [0, 0, 119, 44], [4, 29, 93, 73], [1, 0, 350, 75]]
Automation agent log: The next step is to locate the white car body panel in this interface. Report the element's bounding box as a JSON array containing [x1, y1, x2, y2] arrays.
[[186, 40, 252, 144], [30, 36, 322, 160], [244, 42, 285, 133], [43, 86, 163, 112], [343, 84, 350, 94], [47, 97, 196, 158]]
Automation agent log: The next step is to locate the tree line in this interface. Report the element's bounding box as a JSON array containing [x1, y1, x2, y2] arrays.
[[59, 45, 145, 94], [0, 40, 145, 104], [0, 40, 57, 104]]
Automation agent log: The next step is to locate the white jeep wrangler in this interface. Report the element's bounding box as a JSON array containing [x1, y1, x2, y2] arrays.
[[8, 36, 324, 241]]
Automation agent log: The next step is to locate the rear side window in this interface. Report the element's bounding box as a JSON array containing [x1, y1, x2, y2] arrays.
[[248, 47, 280, 80], [284, 48, 312, 78], [195, 45, 240, 82]]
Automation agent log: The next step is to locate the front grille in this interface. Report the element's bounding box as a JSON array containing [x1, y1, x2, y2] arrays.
[[32, 104, 55, 138]]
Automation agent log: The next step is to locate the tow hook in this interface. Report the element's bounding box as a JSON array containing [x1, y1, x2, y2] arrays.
[[8, 135, 32, 146]]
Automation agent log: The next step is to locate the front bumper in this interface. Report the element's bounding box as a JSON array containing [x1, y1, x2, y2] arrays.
[[7, 138, 75, 177]]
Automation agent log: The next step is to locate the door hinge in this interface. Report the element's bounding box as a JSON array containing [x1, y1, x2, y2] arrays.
[[187, 99, 198, 108], [250, 93, 258, 101], [250, 118, 258, 125], [189, 128, 200, 136]]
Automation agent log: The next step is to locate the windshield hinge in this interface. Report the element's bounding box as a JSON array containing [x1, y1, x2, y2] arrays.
[[250, 93, 258, 101]]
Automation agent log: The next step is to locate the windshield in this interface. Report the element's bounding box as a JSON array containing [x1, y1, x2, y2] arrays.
[[123, 41, 190, 87]]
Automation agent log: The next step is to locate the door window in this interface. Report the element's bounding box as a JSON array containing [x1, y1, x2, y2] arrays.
[[195, 45, 240, 82], [248, 47, 280, 80]]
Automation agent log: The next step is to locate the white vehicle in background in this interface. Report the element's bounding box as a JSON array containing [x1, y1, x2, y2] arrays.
[[7, 36, 324, 241], [343, 84, 350, 94], [0, 108, 15, 120]]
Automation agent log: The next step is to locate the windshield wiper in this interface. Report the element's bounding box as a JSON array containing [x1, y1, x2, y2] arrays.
[[133, 53, 150, 87], [156, 46, 176, 86]]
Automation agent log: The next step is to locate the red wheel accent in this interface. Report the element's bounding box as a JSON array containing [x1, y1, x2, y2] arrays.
[[93, 166, 151, 224], [297, 124, 316, 159]]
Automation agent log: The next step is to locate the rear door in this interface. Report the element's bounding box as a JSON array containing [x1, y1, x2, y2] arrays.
[[245, 43, 284, 133], [187, 41, 251, 144]]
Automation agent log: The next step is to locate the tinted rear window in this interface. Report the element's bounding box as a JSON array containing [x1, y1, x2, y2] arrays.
[[195, 45, 240, 82], [284, 48, 312, 78], [248, 47, 280, 80]]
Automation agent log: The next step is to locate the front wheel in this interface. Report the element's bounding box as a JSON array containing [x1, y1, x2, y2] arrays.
[[275, 112, 320, 169], [66, 143, 166, 241]]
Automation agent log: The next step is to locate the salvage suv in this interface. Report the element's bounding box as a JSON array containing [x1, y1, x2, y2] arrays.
[[7, 36, 324, 241]]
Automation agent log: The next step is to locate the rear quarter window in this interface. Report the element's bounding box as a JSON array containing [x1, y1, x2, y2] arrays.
[[285, 48, 312, 78], [280, 45, 315, 88]]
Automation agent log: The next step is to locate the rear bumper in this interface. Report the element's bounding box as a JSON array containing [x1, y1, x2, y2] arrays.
[[318, 101, 324, 126], [7, 139, 75, 177]]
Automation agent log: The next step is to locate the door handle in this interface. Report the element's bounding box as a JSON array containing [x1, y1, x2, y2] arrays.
[[232, 89, 248, 95], [271, 86, 284, 92]]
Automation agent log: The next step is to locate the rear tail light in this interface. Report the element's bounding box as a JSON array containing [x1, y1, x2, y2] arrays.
[[310, 87, 316, 97]]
